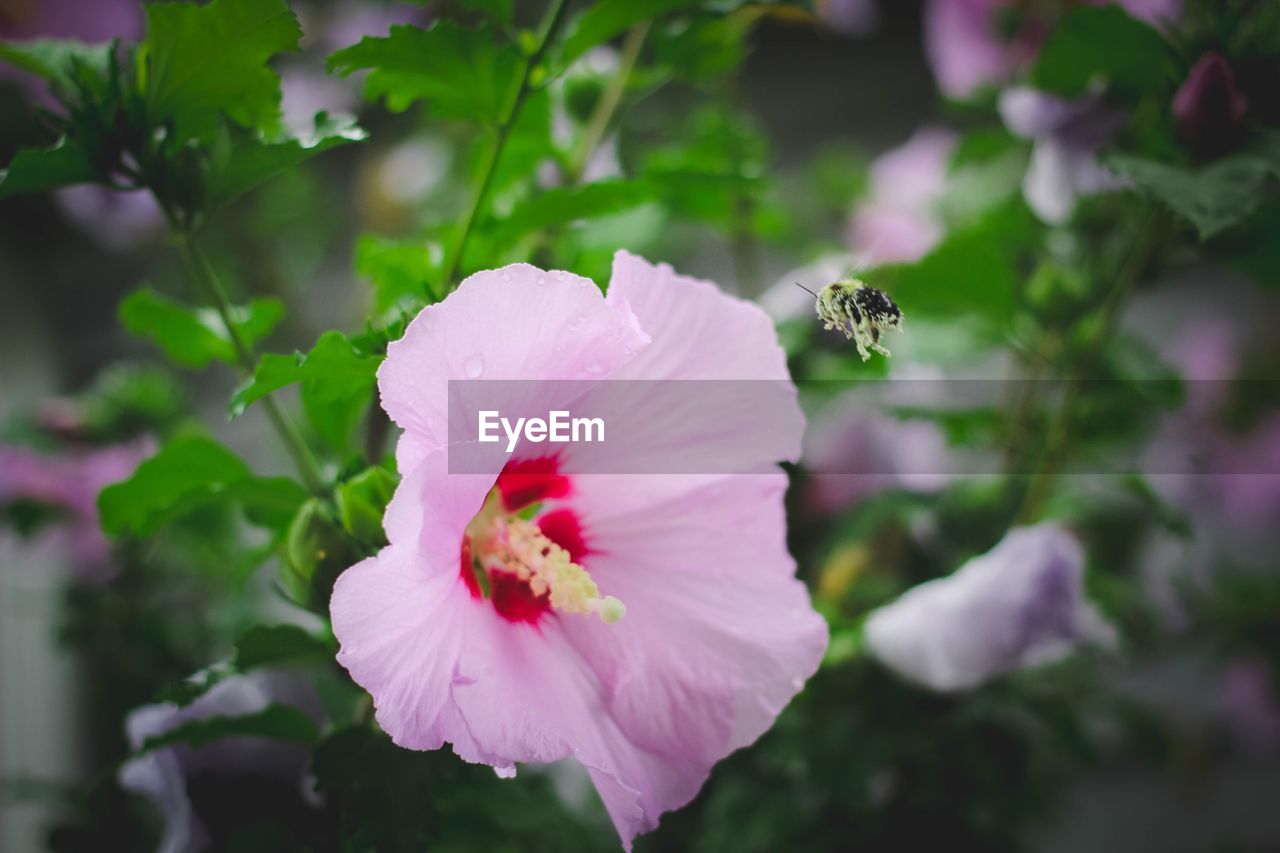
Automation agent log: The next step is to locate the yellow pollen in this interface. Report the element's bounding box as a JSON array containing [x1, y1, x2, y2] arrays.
[[485, 515, 625, 623]]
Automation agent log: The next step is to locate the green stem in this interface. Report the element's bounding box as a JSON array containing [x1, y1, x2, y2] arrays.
[[565, 21, 650, 184], [440, 0, 571, 289], [529, 21, 649, 267], [1013, 208, 1162, 523], [173, 235, 328, 496]]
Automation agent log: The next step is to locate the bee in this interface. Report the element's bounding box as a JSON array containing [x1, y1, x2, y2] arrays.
[[797, 278, 903, 361]]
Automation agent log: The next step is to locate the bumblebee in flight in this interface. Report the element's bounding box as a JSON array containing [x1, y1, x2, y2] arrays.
[[797, 278, 903, 361]]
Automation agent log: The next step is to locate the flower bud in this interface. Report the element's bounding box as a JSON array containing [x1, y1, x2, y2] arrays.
[[335, 466, 397, 547], [283, 498, 359, 612], [1173, 52, 1249, 160]]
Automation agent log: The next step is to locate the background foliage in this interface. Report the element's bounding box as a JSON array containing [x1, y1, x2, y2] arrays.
[[1, 0, 1278, 850]]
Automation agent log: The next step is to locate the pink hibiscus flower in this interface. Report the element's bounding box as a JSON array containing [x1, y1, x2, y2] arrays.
[[330, 251, 827, 847]]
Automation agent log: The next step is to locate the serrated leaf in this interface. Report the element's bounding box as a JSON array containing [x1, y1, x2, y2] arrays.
[[489, 179, 653, 244], [559, 0, 701, 68], [230, 331, 379, 418], [0, 139, 98, 198], [139, 704, 320, 754], [98, 434, 305, 537], [143, 0, 301, 141], [1028, 5, 1173, 97], [234, 625, 335, 671], [354, 234, 438, 318], [1109, 150, 1280, 240], [119, 287, 284, 369], [209, 112, 367, 209], [0, 38, 114, 90], [327, 21, 519, 124]]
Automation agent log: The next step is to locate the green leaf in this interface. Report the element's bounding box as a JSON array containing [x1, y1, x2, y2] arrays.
[[559, 0, 701, 68], [354, 234, 439, 318], [99, 435, 248, 536], [872, 200, 1034, 334], [139, 704, 320, 754], [224, 476, 311, 532], [327, 22, 520, 124], [98, 434, 305, 537], [1225, 198, 1280, 286], [1029, 5, 1173, 97], [208, 113, 367, 209], [119, 287, 284, 369], [1109, 150, 1280, 240], [336, 466, 398, 546], [233, 625, 335, 671], [230, 331, 379, 418], [489, 179, 653, 244], [142, 0, 301, 141], [0, 38, 114, 90], [0, 139, 98, 198]]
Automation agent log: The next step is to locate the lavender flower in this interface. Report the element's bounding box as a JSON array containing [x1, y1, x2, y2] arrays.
[[119, 671, 323, 853], [0, 437, 153, 580], [925, 0, 1182, 100], [804, 396, 954, 513], [999, 86, 1127, 224], [847, 127, 956, 264], [865, 524, 1116, 691], [1220, 658, 1280, 754], [53, 186, 164, 253], [816, 0, 879, 37]]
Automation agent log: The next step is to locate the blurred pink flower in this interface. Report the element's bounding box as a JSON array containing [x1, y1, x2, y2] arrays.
[[848, 127, 955, 264], [925, 0, 1024, 100], [999, 86, 1127, 224], [0, 0, 142, 107], [331, 252, 827, 848], [297, 0, 426, 52], [865, 524, 1115, 691], [804, 397, 954, 513], [924, 0, 1182, 99], [53, 185, 164, 252], [1140, 311, 1280, 553], [280, 66, 360, 135], [816, 0, 879, 37], [0, 0, 142, 42], [0, 436, 153, 579], [119, 670, 323, 853], [1219, 657, 1280, 754]]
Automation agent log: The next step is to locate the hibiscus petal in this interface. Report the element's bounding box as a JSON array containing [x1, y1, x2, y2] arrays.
[[331, 543, 475, 749], [540, 251, 803, 481], [606, 250, 791, 384], [561, 474, 827, 765], [378, 264, 649, 474]]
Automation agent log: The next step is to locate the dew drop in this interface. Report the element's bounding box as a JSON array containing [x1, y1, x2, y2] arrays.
[[464, 354, 485, 378], [500, 270, 512, 283]]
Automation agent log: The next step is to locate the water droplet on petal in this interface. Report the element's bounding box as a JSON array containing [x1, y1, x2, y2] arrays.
[[464, 354, 485, 378], [500, 270, 512, 282], [584, 361, 605, 377]]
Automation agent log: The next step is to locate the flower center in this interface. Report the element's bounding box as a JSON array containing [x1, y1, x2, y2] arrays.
[[460, 485, 623, 625]]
